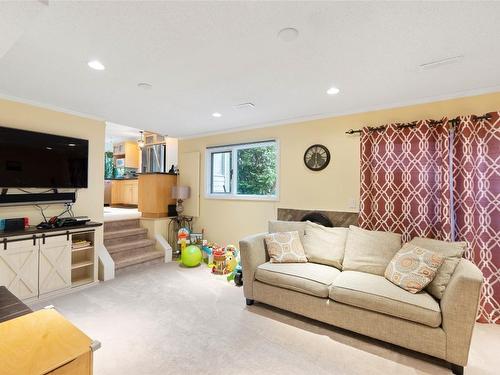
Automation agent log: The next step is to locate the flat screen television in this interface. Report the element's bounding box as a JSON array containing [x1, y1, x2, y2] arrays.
[[0, 126, 89, 188]]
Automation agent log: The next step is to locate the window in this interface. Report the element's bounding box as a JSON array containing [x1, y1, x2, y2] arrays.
[[206, 140, 278, 199]]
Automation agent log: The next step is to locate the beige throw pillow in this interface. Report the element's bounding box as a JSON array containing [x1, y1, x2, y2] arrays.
[[385, 243, 445, 294], [302, 221, 348, 269], [410, 237, 467, 299], [342, 225, 402, 276], [264, 231, 307, 263]]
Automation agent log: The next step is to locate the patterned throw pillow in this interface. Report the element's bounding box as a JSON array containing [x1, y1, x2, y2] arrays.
[[264, 231, 308, 263], [385, 243, 445, 294]]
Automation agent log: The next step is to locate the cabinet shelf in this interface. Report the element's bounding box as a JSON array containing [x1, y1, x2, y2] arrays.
[[72, 277, 94, 288], [71, 245, 94, 252], [71, 260, 94, 270]]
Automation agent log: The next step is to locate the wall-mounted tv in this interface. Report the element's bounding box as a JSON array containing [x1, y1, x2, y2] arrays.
[[0, 126, 89, 188]]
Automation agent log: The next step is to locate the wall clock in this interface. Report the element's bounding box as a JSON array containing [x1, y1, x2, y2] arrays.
[[304, 144, 331, 171]]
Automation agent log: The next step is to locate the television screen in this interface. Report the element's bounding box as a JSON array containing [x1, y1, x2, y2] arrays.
[[0, 126, 89, 188]]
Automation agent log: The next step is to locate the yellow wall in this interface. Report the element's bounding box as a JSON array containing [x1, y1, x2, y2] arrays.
[[179, 92, 500, 245], [0, 98, 106, 245]]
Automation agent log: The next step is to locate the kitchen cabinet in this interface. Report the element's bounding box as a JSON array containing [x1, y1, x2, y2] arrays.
[[138, 174, 177, 217], [113, 141, 140, 169], [110, 179, 138, 205]]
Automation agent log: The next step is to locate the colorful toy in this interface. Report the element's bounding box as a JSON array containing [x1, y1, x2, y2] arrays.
[[225, 251, 238, 273], [181, 244, 202, 267], [177, 227, 191, 253], [212, 247, 227, 274]]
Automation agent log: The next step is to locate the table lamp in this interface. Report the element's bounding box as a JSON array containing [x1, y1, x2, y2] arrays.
[[171, 185, 190, 216]]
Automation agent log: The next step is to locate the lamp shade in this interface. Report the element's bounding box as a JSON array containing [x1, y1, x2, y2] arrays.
[[171, 185, 190, 200]]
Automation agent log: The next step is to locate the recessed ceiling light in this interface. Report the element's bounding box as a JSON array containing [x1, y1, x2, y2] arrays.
[[278, 27, 299, 42], [88, 60, 105, 71], [137, 82, 152, 90], [326, 87, 340, 95], [212, 112, 222, 118]]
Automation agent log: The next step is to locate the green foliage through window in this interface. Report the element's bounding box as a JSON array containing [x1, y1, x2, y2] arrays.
[[237, 144, 277, 196]]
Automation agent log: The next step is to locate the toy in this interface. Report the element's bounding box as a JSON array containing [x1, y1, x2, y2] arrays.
[[225, 251, 238, 273], [227, 261, 242, 285], [177, 227, 191, 254], [234, 268, 243, 286], [212, 247, 227, 274], [181, 244, 202, 267]]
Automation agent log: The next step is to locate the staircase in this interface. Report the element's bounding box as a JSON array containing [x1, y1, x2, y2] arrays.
[[104, 219, 164, 273]]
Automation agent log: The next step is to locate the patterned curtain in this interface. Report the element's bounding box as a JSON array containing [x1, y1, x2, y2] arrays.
[[359, 119, 451, 243], [452, 112, 500, 324]]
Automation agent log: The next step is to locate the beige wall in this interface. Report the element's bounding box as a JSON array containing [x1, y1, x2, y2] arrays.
[[0, 98, 105, 245], [179, 92, 500, 245]]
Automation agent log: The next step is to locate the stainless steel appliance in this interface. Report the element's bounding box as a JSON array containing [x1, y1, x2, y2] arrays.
[[104, 180, 112, 206], [141, 144, 166, 173]]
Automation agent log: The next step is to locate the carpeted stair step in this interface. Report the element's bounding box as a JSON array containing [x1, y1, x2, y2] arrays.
[[114, 250, 164, 271], [107, 239, 157, 262], [104, 227, 148, 247], [104, 218, 140, 232]]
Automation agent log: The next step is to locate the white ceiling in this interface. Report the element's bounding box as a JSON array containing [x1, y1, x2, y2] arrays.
[[0, 1, 499, 138], [105, 122, 142, 144]]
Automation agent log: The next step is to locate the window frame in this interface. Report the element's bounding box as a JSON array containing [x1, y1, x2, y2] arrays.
[[205, 140, 279, 201]]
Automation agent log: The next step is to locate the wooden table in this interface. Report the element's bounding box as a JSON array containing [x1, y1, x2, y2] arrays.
[[0, 308, 97, 375]]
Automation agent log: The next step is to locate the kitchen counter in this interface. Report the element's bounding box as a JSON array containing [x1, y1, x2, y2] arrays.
[[105, 177, 138, 180], [137, 172, 178, 175]]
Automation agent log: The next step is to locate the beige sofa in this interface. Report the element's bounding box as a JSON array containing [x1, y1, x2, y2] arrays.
[[239, 221, 483, 375]]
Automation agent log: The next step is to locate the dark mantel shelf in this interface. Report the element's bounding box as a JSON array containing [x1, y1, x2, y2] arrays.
[[0, 221, 102, 239]]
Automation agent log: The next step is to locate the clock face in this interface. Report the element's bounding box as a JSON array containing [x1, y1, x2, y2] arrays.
[[304, 144, 331, 171]]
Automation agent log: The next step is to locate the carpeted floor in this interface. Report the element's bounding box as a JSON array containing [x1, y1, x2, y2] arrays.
[[33, 262, 499, 375]]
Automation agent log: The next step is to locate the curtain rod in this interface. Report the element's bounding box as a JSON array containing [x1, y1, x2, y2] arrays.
[[345, 113, 492, 135]]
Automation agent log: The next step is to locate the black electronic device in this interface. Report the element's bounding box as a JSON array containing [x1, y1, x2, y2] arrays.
[[0, 126, 88, 188], [4, 218, 25, 231]]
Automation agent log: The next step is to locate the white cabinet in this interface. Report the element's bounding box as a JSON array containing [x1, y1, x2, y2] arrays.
[[0, 239, 38, 300], [39, 236, 72, 295], [0, 233, 75, 301]]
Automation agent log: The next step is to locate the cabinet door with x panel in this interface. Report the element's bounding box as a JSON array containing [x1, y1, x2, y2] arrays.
[[0, 238, 39, 300], [39, 236, 71, 295]]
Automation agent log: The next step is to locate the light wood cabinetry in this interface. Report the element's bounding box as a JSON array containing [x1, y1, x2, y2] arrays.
[[0, 309, 95, 375], [138, 174, 177, 217], [113, 141, 140, 169], [0, 240, 38, 300], [110, 179, 139, 205]]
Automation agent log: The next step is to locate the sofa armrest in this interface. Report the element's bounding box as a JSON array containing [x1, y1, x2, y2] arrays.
[[239, 233, 268, 300], [440, 259, 483, 366]]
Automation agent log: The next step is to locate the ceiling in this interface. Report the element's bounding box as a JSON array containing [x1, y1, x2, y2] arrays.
[[105, 122, 142, 144], [0, 1, 499, 138]]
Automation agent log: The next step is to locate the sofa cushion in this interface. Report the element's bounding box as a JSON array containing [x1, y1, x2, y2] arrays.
[[410, 237, 467, 299], [385, 243, 445, 293], [255, 262, 340, 297], [264, 231, 308, 263], [342, 225, 402, 276], [269, 220, 306, 241], [302, 221, 348, 270], [329, 270, 441, 327]]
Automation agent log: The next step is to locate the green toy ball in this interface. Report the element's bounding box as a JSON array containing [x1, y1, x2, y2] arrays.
[[181, 245, 202, 267]]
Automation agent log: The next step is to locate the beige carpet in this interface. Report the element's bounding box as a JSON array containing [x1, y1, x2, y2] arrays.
[[33, 262, 499, 375]]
